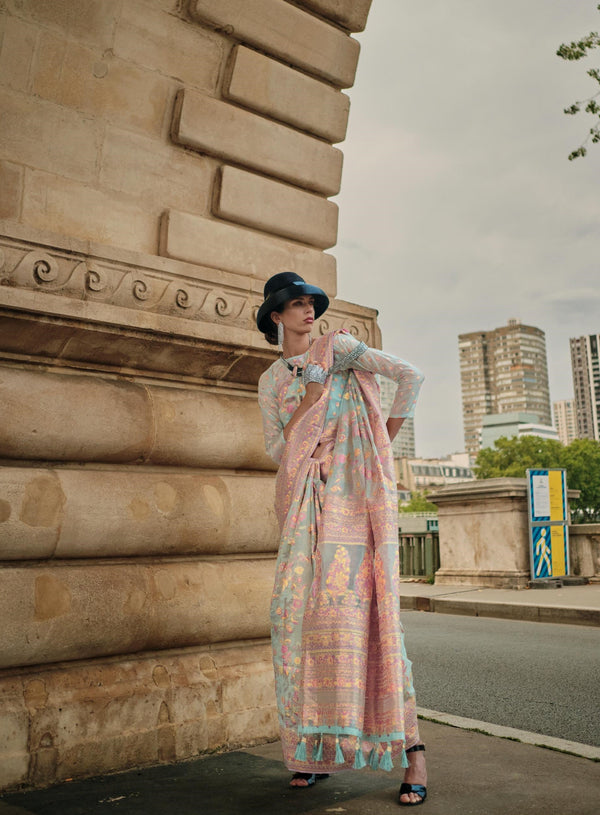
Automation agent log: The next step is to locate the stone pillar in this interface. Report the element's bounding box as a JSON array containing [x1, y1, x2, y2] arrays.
[[0, 0, 377, 790], [429, 479, 533, 589], [569, 525, 600, 580], [430, 478, 581, 589]]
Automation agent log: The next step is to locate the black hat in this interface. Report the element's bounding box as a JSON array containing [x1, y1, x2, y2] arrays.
[[256, 272, 329, 333]]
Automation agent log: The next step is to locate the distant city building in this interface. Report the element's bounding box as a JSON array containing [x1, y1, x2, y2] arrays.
[[479, 412, 559, 450], [570, 334, 600, 441], [459, 318, 551, 455], [553, 399, 578, 446], [399, 453, 474, 492], [379, 377, 416, 459]]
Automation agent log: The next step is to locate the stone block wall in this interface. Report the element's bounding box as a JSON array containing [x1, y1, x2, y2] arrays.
[[0, 0, 377, 791]]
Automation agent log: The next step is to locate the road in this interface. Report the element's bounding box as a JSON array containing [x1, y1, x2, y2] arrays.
[[401, 611, 600, 746]]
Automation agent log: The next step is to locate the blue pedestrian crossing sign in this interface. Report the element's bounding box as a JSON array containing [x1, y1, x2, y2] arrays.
[[526, 469, 569, 580]]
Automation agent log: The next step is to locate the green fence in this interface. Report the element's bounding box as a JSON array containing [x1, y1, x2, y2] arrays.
[[399, 532, 440, 578]]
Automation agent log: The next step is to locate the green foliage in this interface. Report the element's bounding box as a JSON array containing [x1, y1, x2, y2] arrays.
[[557, 4, 600, 160], [475, 435, 600, 522], [399, 490, 438, 513], [474, 435, 563, 478], [559, 438, 600, 523]]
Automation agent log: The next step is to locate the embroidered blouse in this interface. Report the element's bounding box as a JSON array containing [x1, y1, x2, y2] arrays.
[[258, 332, 424, 465]]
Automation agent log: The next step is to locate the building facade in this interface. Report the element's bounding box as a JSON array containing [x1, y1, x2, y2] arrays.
[[479, 412, 559, 450], [553, 398, 578, 446], [379, 377, 416, 459], [570, 334, 600, 441], [399, 453, 474, 492], [0, 0, 377, 792], [459, 319, 551, 455]]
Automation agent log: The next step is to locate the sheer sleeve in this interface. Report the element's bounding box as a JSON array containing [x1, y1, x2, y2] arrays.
[[333, 332, 424, 419], [258, 370, 286, 465]]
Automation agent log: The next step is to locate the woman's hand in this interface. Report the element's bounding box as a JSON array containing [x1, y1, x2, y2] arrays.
[[304, 381, 325, 405], [283, 381, 325, 441]]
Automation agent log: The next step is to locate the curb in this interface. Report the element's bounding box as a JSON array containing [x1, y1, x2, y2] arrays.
[[417, 707, 600, 761], [400, 595, 600, 627]]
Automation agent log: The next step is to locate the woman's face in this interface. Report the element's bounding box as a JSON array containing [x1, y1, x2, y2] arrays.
[[273, 295, 315, 336]]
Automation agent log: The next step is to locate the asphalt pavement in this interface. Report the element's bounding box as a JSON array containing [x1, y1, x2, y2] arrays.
[[402, 611, 600, 746]]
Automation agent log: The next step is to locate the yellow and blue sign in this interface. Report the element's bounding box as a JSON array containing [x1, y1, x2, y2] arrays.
[[526, 469, 569, 579]]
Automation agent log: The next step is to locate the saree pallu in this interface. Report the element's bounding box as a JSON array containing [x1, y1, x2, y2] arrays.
[[272, 331, 419, 773]]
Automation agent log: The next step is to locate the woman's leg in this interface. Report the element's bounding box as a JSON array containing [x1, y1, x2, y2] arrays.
[[399, 744, 428, 805], [400, 641, 427, 804]]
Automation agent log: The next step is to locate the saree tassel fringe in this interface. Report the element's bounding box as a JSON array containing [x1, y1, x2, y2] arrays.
[[334, 736, 345, 765], [379, 744, 394, 771], [313, 735, 324, 762], [294, 737, 307, 761], [353, 742, 367, 769], [401, 748, 410, 768], [368, 747, 379, 770]]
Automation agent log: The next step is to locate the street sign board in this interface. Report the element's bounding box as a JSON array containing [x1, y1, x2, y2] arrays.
[[526, 468, 569, 580]]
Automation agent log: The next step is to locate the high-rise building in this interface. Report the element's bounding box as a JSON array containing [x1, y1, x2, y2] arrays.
[[570, 334, 600, 441], [553, 398, 578, 446], [379, 377, 416, 459], [459, 319, 551, 455]]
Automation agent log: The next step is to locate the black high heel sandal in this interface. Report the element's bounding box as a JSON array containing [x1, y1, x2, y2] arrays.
[[398, 744, 427, 807], [289, 772, 330, 788]]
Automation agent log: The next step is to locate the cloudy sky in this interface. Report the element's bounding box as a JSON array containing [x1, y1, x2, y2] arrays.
[[334, 0, 600, 458]]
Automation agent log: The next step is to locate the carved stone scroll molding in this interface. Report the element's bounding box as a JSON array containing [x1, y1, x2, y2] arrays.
[[9, 249, 69, 290], [317, 311, 372, 345], [0, 228, 379, 347], [202, 289, 248, 323], [0, 235, 262, 332]]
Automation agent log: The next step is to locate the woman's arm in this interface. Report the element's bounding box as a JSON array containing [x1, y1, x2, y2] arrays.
[[257, 373, 287, 464], [386, 416, 406, 442], [333, 332, 424, 432]]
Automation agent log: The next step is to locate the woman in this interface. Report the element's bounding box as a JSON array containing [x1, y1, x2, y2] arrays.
[[257, 272, 428, 807]]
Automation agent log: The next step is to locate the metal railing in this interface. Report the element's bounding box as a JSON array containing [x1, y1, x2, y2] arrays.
[[399, 532, 440, 578]]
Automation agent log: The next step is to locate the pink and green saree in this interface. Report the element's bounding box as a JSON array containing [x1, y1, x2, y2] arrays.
[[258, 330, 424, 773]]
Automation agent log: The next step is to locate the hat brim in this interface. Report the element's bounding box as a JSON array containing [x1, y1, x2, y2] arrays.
[[256, 281, 329, 333]]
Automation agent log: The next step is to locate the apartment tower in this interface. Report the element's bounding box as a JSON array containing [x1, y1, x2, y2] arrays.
[[553, 398, 578, 446], [570, 334, 600, 441], [459, 319, 551, 455]]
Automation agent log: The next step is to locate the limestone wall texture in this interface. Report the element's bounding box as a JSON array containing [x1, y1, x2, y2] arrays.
[[0, 0, 378, 791]]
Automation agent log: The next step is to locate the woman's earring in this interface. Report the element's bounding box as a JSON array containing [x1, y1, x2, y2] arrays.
[[277, 321, 284, 352]]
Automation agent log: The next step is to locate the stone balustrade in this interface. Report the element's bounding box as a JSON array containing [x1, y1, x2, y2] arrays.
[[430, 478, 587, 588]]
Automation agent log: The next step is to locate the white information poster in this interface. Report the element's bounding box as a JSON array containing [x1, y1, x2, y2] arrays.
[[531, 474, 550, 518]]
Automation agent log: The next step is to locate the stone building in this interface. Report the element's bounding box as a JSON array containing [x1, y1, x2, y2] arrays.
[[0, 0, 380, 790]]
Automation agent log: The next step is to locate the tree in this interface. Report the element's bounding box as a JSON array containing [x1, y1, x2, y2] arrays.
[[558, 438, 600, 523], [474, 435, 563, 478], [557, 4, 600, 160], [399, 490, 438, 513], [475, 435, 600, 522]]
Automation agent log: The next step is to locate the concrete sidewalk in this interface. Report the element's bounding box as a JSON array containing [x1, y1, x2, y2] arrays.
[[398, 580, 600, 626], [2, 718, 599, 815]]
